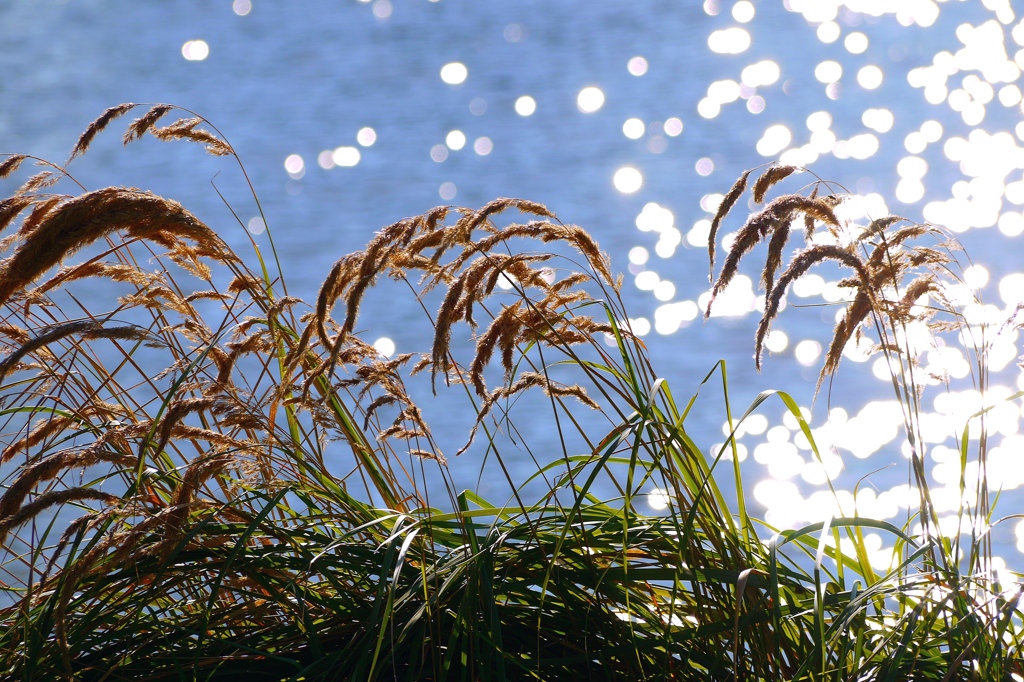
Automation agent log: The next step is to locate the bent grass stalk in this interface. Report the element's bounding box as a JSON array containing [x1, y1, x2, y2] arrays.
[[0, 106, 1019, 680]]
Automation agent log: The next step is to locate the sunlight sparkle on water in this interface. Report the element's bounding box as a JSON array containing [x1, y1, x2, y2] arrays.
[[446, 130, 466, 150], [896, 156, 928, 203], [654, 301, 698, 335], [577, 86, 605, 113], [816, 21, 840, 44], [741, 60, 780, 88], [181, 40, 209, 61], [764, 330, 788, 353], [503, 24, 525, 42], [647, 488, 671, 511], [857, 65, 884, 90], [627, 56, 648, 76], [357, 127, 377, 146], [895, 179, 924, 203], [806, 111, 831, 132], [613, 167, 643, 193], [372, 0, 392, 20], [794, 340, 821, 366], [515, 96, 536, 116], [373, 337, 396, 358], [756, 124, 791, 156], [699, 274, 755, 318], [833, 133, 879, 160], [654, 280, 676, 301], [247, 217, 265, 235], [999, 84, 1022, 106], [284, 154, 304, 178], [473, 137, 493, 155], [628, 246, 649, 265], [686, 219, 711, 247], [332, 147, 360, 167], [815, 61, 842, 84], [627, 318, 651, 336], [922, 129, 1024, 231], [636, 203, 673, 232], [810, 129, 837, 153], [862, 108, 894, 133], [622, 118, 645, 139], [999, 212, 1024, 236], [708, 27, 751, 54], [792, 274, 824, 298], [789, 0, 937, 28], [845, 32, 868, 54], [955, 21, 1019, 83], [699, 193, 724, 213], [698, 98, 721, 119], [635, 271, 659, 291], [732, 1, 755, 23], [999, 273, 1024, 305], [741, 414, 769, 437], [897, 156, 928, 180], [707, 79, 741, 105], [440, 62, 467, 85]]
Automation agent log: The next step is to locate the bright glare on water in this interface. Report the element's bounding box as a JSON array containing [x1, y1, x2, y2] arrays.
[[5, 0, 1024, 568]]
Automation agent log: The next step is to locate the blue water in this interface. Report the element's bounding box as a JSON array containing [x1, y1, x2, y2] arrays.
[[3, 1, 1024, 570]]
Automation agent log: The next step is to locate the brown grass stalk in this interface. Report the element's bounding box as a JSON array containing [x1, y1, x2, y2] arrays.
[[0, 196, 35, 236], [0, 321, 151, 381], [755, 244, 871, 371], [150, 117, 233, 156], [0, 488, 122, 546], [67, 103, 138, 163], [0, 155, 29, 179], [0, 187, 225, 307], [122, 104, 174, 145], [708, 169, 751, 283], [0, 448, 136, 539], [752, 165, 799, 204]]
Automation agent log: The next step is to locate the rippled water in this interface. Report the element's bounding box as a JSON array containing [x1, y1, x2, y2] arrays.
[[3, 0, 1024, 572]]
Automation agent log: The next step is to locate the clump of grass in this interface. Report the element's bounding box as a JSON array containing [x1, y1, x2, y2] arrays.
[[709, 163, 1024, 679], [0, 108, 1020, 681]]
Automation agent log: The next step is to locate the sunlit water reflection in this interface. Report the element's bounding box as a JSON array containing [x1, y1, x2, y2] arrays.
[[3, 0, 1024, 571]]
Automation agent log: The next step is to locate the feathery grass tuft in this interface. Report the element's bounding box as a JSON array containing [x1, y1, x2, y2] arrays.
[[751, 164, 799, 203], [0, 155, 28, 180], [122, 104, 174, 144], [67, 103, 138, 163], [708, 168, 751, 283]]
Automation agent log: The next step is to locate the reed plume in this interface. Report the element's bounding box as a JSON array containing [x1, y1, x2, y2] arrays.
[[710, 167, 959, 396], [751, 164, 799, 203], [0, 196, 35, 236], [66, 103, 138, 163], [0, 155, 28, 179], [122, 104, 173, 144], [147, 116, 234, 156], [707, 193, 838, 318], [0, 188, 224, 306], [708, 169, 751, 283]]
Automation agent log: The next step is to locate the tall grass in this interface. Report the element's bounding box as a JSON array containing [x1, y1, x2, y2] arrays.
[[0, 104, 1020, 680]]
